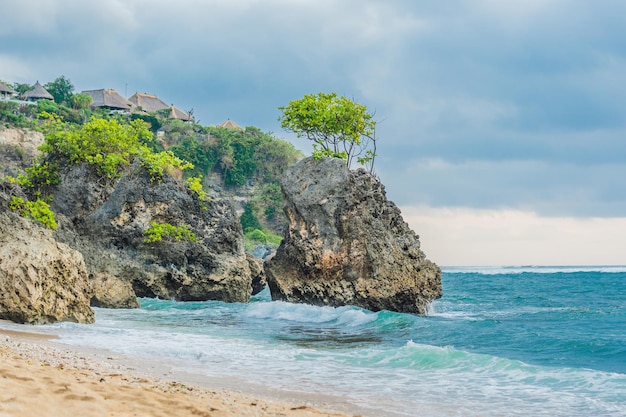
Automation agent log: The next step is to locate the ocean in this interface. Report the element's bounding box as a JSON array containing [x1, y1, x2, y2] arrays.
[[4, 266, 626, 416]]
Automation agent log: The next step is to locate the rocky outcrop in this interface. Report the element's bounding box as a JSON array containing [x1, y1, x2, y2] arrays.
[[247, 254, 266, 296], [91, 273, 140, 309], [265, 157, 442, 314], [51, 162, 254, 305], [0, 188, 94, 324], [0, 127, 44, 177]]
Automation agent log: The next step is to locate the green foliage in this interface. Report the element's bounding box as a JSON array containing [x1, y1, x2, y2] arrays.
[[225, 133, 256, 186], [186, 176, 209, 209], [251, 183, 283, 221], [169, 126, 301, 188], [13, 83, 33, 95], [22, 161, 61, 193], [143, 222, 197, 243], [244, 227, 282, 253], [131, 113, 162, 133], [244, 228, 282, 245], [278, 92, 377, 171], [312, 144, 347, 161], [25, 100, 85, 124], [5, 116, 195, 205], [5, 159, 61, 197], [0, 102, 34, 128], [45, 75, 74, 104], [170, 135, 218, 178], [9, 196, 57, 230], [240, 202, 261, 232], [36, 100, 59, 114], [140, 149, 192, 182], [68, 93, 92, 110], [40, 116, 159, 179]]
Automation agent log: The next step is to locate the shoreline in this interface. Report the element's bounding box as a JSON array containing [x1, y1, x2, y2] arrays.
[[0, 327, 365, 417]]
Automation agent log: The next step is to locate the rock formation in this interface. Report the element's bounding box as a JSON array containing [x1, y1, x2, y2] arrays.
[[0, 127, 44, 177], [247, 254, 266, 296], [91, 273, 140, 309], [51, 162, 254, 305], [265, 157, 442, 314], [0, 187, 94, 324]]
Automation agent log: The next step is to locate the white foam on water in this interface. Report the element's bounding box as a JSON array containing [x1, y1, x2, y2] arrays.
[[442, 265, 626, 275], [4, 315, 625, 417], [243, 300, 377, 327]]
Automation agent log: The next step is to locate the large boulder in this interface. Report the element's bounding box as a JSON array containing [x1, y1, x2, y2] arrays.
[[0, 189, 94, 324], [51, 163, 253, 304], [265, 157, 442, 314]]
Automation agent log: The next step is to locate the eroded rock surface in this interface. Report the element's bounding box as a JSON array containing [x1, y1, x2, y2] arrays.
[[266, 157, 442, 314], [51, 163, 253, 305], [0, 188, 94, 324], [91, 273, 140, 309], [0, 127, 44, 177]]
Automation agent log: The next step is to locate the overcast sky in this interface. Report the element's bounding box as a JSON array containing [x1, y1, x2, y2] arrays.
[[2, 0, 625, 266]]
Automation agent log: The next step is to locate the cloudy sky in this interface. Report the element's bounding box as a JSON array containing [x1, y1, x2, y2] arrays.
[[2, 0, 625, 266]]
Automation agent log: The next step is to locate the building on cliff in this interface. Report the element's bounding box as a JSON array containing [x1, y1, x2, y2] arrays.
[[217, 119, 243, 130], [0, 82, 16, 100], [128, 92, 194, 122], [21, 81, 54, 102], [82, 89, 134, 113]]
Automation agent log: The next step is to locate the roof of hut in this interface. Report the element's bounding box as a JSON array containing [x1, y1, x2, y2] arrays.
[[168, 106, 193, 122], [128, 92, 193, 121], [82, 89, 134, 111], [128, 92, 169, 112], [217, 119, 243, 130], [22, 81, 53, 101], [0, 82, 15, 94]]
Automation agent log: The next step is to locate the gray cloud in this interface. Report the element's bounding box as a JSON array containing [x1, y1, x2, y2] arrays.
[[2, 0, 625, 217]]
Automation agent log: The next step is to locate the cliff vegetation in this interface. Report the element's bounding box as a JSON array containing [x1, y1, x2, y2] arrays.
[[1, 75, 303, 243]]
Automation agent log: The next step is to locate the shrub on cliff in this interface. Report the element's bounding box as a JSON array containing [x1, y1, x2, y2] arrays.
[[24, 115, 193, 188], [8, 196, 57, 230], [143, 222, 197, 243]]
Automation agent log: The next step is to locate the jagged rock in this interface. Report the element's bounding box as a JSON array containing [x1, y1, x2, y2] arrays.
[[265, 157, 442, 314], [0, 127, 44, 177], [247, 254, 266, 295], [51, 163, 253, 304], [0, 189, 94, 324], [91, 272, 140, 309], [252, 244, 276, 260]]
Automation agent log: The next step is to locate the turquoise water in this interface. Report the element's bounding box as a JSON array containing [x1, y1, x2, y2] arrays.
[[8, 266, 626, 416]]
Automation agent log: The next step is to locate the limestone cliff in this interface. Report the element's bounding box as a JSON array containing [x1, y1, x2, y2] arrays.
[[51, 162, 254, 304], [265, 157, 442, 314], [0, 127, 43, 177], [0, 187, 94, 324]]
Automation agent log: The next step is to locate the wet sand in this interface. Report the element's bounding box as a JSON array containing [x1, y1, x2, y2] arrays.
[[0, 328, 361, 417]]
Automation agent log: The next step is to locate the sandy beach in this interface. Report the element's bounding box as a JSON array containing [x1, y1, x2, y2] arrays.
[[0, 328, 360, 417]]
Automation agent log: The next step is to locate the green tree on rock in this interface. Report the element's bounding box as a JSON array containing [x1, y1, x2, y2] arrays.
[[278, 92, 377, 173]]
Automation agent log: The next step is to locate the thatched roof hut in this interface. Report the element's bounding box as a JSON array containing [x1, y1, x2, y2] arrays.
[[128, 92, 193, 122], [128, 92, 169, 112], [168, 106, 193, 122], [21, 81, 53, 102], [0, 82, 16, 100], [217, 119, 243, 130], [82, 89, 134, 111]]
